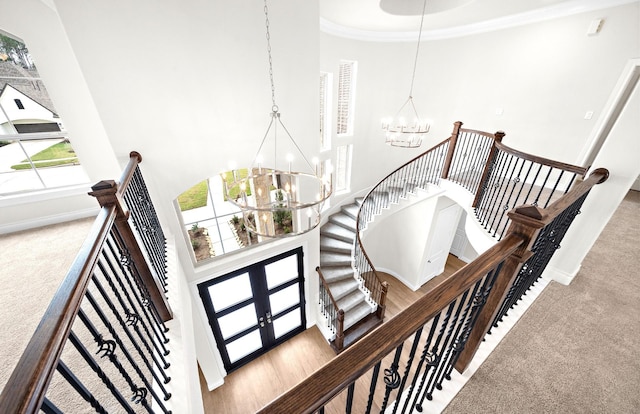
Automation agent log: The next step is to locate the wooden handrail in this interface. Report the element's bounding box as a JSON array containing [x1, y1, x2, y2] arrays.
[[316, 266, 341, 314], [454, 167, 609, 371], [511, 168, 609, 223], [259, 233, 525, 414], [116, 151, 143, 195], [316, 266, 345, 349], [0, 207, 117, 414], [494, 141, 588, 176], [354, 137, 452, 289]]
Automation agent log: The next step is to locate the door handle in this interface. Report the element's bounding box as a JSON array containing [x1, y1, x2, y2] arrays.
[[259, 316, 265, 327], [266, 312, 272, 324]]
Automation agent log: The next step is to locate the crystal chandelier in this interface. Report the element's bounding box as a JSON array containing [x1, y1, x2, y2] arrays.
[[382, 0, 431, 148], [222, 0, 332, 239]]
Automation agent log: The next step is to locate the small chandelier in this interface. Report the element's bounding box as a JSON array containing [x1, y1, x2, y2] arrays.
[[222, 0, 332, 239], [382, 0, 431, 148]]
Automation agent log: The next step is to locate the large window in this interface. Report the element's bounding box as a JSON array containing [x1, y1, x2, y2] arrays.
[[0, 31, 88, 195], [319, 72, 332, 151], [335, 144, 352, 193], [336, 60, 357, 136]]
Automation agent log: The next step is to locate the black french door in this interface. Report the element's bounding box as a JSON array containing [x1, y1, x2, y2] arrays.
[[198, 247, 306, 373]]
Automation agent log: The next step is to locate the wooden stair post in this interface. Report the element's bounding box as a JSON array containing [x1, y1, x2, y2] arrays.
[[471, 130, 505, 207], [89, 180, 173, 322], [441, 121, 463, 179], [454, 205, 544, 372]]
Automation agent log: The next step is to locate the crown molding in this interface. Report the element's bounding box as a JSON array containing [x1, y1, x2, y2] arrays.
[[320, 0, 639, 42]]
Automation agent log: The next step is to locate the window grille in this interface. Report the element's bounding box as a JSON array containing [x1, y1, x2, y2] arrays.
[[336, 61, 357, 136]]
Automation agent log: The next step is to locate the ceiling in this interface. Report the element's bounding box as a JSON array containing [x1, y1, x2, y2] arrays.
[[319, 0, 634, 40]]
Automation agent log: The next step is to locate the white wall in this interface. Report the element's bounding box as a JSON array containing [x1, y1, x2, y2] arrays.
[[0, 0, 121, 232], [320, 2, 639, 198], [361, 193, 441, 290], [3, 0, 321, 396], [546, 62, 640, 284]]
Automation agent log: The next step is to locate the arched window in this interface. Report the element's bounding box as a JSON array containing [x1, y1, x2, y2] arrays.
[[0, 31, 88, 195]]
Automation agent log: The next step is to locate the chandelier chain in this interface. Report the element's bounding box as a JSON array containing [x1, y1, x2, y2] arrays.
[[408, 0, 428, 97], [264, 0, 277, 111]]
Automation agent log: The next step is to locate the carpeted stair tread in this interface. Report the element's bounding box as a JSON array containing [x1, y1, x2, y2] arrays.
[[328, 278, 359, 301], [329, 213, 356, 231], [320, 236, 352, 254], [320, 251, 352, 267], [320, 266, 354, 283], [343, 302, 374, 331], [336, 289, 365, 312], [355, 197, 364, 206], [341, 203, 360, 220], [320, 222, 356, 243]]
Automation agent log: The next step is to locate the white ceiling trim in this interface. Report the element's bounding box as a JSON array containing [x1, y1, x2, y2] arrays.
[[320, 0, 639, 42]]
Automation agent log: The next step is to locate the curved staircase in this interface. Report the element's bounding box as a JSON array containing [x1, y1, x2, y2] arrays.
[[319, 198, 381, 351]]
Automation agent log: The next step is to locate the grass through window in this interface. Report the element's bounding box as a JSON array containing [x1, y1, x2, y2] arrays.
[[178, 180, 209, 211], [11, 140, 79, 170]]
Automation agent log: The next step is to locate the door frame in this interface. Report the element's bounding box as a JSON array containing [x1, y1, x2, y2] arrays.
[[197, 246, 307, 373]]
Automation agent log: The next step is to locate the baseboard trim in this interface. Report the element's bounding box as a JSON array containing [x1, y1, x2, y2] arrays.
[[374, 266, 422, 291], [542, 264, 581, 286], [0, 207, 99, 234]]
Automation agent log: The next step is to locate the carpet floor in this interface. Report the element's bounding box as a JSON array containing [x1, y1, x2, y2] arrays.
[[443, 190, 640, 413]]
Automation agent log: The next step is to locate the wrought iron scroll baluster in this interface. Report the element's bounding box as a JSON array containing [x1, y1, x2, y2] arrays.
[[55, 360, 110, 414], [67, 331, 136, 413]]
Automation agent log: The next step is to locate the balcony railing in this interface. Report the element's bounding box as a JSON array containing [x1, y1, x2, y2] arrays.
[[270, 122, 608, 413], [0, 152, 172, 414]]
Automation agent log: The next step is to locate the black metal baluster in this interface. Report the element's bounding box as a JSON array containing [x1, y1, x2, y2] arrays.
[[434, 281, 483, 391], [512, 159, 534, 208], [391, 327, 423, 414], [476, 150, 503, 226], [41, 398, 62, 414], [345, 382, 355, 414], [522, 163, 543, 205], [480, 151, 507, 231], [380, 344, 403, 412], [444, 265, 501, 381], [67, 331, 136, 413], [365, 361, 381, 414], [81, 292, 172, 410], [56, 360, 109, 414], [493, 157, 527, 239], [91, 275, 172, 390], [109, 230, 170, 338], [76, 309, 156, 413], [97, 257, 170, 367], [488, 154, 516, 236], [105, 238, 170, 348], [532, 166, 553, 206], [411, 302, 456, 412], [401, 315, 440, 414], [420, 289, 471, 403], [543, 169, 564, 207]]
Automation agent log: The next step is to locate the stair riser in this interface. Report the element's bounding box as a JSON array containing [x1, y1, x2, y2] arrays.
[[320, 231, 354, 244]]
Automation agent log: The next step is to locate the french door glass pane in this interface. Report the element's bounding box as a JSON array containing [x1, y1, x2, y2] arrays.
[[208, 272, 252, 311], [226, 329, 262, 363], [217, 303, 258, 340], [265, 255, 298, 289], [273, 310, 301, 339], [269, 284, 300, 315]]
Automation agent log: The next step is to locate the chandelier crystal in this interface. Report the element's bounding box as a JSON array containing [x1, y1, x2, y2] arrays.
[[382, 0, 431, 148], [222, 0, 332, 239]]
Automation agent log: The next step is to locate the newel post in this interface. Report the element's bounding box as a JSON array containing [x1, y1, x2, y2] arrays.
[[441, 121, 463, 179], [376, 281, 389, 320], [89, 180, 173, 322], [471, 130, 505, 207], [454, 204, 545, 373]]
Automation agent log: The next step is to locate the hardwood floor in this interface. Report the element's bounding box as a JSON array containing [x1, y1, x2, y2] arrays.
[[200, 255, 467, 413]]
